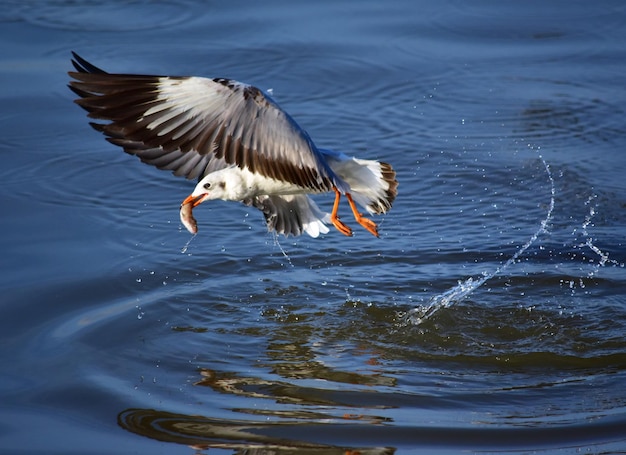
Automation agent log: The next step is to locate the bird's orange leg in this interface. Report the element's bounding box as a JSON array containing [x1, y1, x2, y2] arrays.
[[346, 193, 379, 237], [330, 188, 353, 236]]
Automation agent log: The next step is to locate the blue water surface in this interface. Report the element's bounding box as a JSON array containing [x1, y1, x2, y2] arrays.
[[1, 1, 625, 454]]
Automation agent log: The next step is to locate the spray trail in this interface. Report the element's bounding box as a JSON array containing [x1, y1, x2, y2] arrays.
[[408, 156, 555, 325]]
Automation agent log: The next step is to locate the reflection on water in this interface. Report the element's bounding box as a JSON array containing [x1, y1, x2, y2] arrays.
[[194, 367, 396, 412], [118, 407, 626, 453], [119, 408, 395, 454]]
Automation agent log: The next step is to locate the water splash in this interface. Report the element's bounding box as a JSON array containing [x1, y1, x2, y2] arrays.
[[408, 155, 555, 325], [180, 233, 197, 254], [558, 194, 624, 292], [579, 195, 621, 273], [271, 232, 295, 268]]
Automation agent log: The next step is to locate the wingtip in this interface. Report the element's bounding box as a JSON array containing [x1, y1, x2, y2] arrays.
[[69, 51, 108, 75]]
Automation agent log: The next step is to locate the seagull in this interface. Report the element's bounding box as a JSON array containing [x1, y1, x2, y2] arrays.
[[68, 52, 397, 238]]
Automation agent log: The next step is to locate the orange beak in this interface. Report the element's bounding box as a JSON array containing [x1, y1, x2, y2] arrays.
[[181, 193, 207, 208]]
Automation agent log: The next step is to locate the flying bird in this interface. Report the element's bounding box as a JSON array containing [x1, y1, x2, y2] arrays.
[[68, 52, 397, 238]]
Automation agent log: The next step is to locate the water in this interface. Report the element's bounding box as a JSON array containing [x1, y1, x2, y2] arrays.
[[1, 1, 625, 454], [408, 155, 556, 325]]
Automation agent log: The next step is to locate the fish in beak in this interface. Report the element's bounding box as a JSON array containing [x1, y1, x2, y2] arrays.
[[179, 194, 207, 234]]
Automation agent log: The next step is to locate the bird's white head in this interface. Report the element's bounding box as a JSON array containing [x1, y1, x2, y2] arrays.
[[181, 174, 223, 209], [180, 169, 247, 208]]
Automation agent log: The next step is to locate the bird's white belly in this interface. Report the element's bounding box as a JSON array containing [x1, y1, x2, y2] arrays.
[[246, 171, 311, 196], [223, 167, 314, 200]]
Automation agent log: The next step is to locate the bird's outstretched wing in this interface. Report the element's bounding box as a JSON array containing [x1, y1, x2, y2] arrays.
[[68, 52, 343, 191]]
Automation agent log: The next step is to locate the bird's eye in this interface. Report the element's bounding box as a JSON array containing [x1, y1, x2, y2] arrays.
[[204, 182, 211, 190]]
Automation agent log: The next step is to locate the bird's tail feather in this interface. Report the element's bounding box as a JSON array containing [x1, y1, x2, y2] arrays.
[[328, 156, 398, 215]]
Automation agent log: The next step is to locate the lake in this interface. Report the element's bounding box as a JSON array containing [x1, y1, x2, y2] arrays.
[[1, 1, 625, 454]]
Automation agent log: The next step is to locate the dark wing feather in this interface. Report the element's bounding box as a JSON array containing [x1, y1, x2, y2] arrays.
[[68, 53, 343, 190]]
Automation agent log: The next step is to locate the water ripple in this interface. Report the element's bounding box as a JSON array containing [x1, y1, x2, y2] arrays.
[[6, 0, 198, 31], [117, 407, 626, 452]]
